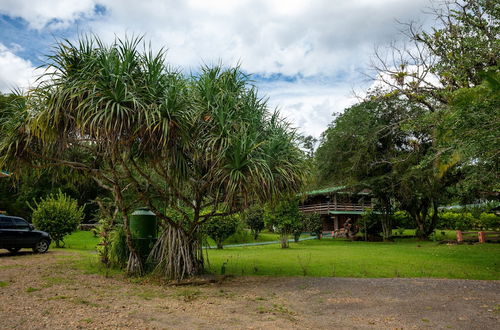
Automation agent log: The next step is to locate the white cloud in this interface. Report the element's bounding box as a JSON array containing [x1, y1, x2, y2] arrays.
[[0, 0, 98, 30], [86, 0, 430, 77], [261, 79, 360, 138], [0, 0, 432, 135], [0, 44, 38, 93], [84, 0, 429, 136]]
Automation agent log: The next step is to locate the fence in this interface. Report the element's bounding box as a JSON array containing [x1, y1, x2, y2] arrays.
[[299, 203, 369, 214], [456, 230, 500, 243]]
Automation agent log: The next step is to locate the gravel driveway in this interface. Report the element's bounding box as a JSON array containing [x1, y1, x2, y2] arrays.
[[0, 250, 498, 329]]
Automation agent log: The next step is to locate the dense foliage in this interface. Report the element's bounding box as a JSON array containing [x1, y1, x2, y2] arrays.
[[244, 208, 265, 240], [204, 215, 240, 249], [303, 213, 322, 239], [30, 191, 84, 247]]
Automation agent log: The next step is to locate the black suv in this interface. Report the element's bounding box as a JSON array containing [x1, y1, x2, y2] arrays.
[[0, 215, 51, 253]]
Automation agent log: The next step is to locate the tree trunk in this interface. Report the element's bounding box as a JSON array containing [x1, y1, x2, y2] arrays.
[[253, 231, 259, 240], [415, 213, 429, 240], [381, 212, 393, 241], [425, 202, 440, 238], [216, 241, 223, 249], [280, 233, 289, 248], [148, 225, 204, 281]]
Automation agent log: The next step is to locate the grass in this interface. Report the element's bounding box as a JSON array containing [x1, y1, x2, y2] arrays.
[[206, 238, 500, 280], [56, 229, 287, 252], [60, 229, 309, 250], [205, 229, 298, 247], [52, 230, 99, 250], [57, 230, 500, 280]]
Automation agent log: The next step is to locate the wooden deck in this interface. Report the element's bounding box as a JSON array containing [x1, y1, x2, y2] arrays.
[[299, 202, 372, 214]]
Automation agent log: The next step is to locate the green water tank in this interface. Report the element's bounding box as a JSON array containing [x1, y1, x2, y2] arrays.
[[129, 208, 157, 239]]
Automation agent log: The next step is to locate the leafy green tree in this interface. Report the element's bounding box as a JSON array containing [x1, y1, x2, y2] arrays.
[[30, 191, 84, 247], [0, 36, 306, 279], [264, 197, 303, 248], [244, 208, 265, 240], [435, 72, 500, 198], [303, 213, 322, 239], [204, 215, 239, 249], [370, 0, 499, 204], [316, 92, 455, 239]]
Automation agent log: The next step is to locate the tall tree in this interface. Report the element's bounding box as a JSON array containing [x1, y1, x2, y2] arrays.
[[369, 0, 499, 206], [0, 36, 307, 279], [316, 92, 454, 239]]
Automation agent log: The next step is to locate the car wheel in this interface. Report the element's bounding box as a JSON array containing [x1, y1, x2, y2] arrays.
[[33, 239, 50, 253], [7, 247, 21, 254]]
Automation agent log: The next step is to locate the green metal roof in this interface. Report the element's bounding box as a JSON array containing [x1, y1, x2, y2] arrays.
[[305, 186, 346, 196], [304, 186, 370, 196]]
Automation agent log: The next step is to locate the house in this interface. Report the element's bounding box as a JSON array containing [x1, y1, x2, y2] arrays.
[[299, 186, 373, 232]]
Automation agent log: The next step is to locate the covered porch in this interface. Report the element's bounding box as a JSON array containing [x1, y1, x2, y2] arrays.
[[320, 211, 364, 232]]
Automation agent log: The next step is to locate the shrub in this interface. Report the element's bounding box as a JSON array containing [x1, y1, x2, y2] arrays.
[[437, 211, 500, 230], [204, 215, 240, 249], [392, 211, 413, 229], [244, 208, 265, 240], [479, 213, 500, 230], [437, 212, 463, 229], [303, 213, 322, 239], [94, 197, 120, 267], [359, 210, 383, 239], [108, 225, 130, 268], [30, 191, 84, 247]]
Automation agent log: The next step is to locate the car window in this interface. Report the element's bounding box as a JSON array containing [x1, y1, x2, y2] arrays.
[[0, 217, 14, 229], [12, 218, 30, 229]]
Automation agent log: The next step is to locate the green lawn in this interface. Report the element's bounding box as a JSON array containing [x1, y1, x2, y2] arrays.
[[53, 230, 99, 250], [55, 229, 298, 251], [56, 230, 500, 280], [206, 229, 311, 247], [206, 238, 500, 280]]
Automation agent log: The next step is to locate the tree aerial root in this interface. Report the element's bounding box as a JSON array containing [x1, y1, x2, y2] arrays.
[[126, 251, 144, 276], [148, 226, 204, 281]]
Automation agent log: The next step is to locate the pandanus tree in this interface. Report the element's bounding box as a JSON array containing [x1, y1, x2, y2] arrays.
[[0, 36, 307, 279]]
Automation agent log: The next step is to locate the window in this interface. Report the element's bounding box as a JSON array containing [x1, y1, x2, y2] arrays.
[[0, 217, 14, 229], [12, 218, 29, 229]]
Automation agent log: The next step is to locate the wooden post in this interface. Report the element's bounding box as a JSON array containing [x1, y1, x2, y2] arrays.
[[478, 231, 486, 243], [456, 230, 463, 243]]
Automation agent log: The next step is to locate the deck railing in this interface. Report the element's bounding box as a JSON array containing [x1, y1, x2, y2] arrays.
[[299, 203, 371, 214]]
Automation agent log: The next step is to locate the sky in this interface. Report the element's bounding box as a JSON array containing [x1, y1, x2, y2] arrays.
[[0, 0, 431, 138]]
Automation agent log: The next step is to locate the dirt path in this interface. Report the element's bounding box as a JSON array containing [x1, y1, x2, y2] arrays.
[[0, 250, 498, 329]]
